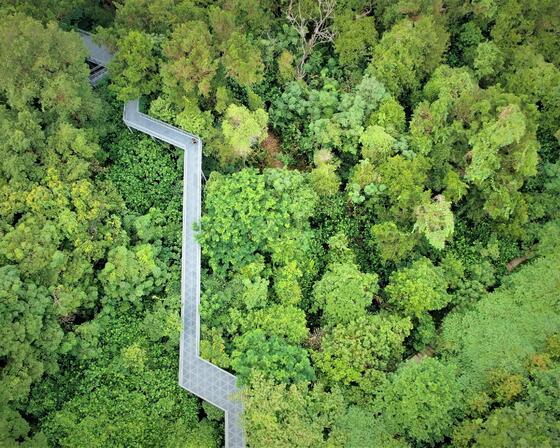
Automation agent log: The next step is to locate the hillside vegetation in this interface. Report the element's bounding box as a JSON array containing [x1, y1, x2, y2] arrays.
[[0, 1, 559, 447]]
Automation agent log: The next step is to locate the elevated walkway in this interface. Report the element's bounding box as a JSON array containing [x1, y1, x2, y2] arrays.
[[78, 29, 113, 66], [78, 29, 112, 85], [81, 32, 245, 448]]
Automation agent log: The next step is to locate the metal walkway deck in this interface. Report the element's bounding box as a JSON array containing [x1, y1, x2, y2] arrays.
[[80, 31, 245, 448], [79, 30, 112, 85]]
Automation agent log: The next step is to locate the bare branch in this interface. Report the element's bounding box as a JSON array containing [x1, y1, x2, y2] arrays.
[[506, 253, 533, 272], [286, 0, 336, 79]]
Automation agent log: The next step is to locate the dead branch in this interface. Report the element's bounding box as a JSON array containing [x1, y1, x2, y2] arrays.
[[409, 346, 435, 363], [286, 0, 336, 79], [506, 253, 533, 272]]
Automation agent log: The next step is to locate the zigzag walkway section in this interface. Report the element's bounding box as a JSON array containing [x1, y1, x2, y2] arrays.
[[79, 30, 111, 85], [79, 30, 245, 448]]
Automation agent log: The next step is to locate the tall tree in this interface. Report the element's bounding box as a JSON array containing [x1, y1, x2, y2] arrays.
[[220, 104, 268, 162], [242, 375, 344, 448], [368, 16, 448, 101], [374, 358, 463, 445], [109, 30, 159, 101], [312, 261, 378, 326], [385, 257, 450, 317], [313, 313, 411, 394]]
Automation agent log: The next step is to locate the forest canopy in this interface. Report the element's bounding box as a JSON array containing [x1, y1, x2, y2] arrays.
[[0, 1, 559, 447]]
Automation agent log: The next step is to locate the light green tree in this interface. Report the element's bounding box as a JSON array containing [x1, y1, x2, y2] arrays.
[[453, 404, 560, 448], [473, 41, 504, 83], [385, 257, 450, 317], [368, 97, 406, 137], [413, 195, 454, 250], [242, 375, 344, 448], [369, 16, 448, 101], [0, 267, 63, 415], [329, 406, 411, 448], [241, 304, 309, 345], [371, 222, 416, 262], [221, 104, 268, 162], [99, 244, 168, 308], [109, 30, 159, 101], [312, 262, 378, 326], [441, 247, 560, 396], [410, 65, 540, 232], [333, 11, 377, 69], [360, 124, 396, 162], [162, 21, 217, 99], [373, 155, 431, 224], [313, 313, 412, 393], [0, 14, 98, 122], [198, 168, 318, 275], [220, 31, 264, 87], [231, 329, 315, 385], [309, 149, 340, 196], [374, 358, 463, 445]]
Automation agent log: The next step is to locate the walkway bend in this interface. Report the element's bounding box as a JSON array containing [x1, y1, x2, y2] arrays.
[[80, 31, 245, 448], [79, 30, 112, 85]]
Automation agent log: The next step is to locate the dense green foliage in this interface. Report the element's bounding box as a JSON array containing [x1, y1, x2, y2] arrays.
[[1, 0, 559, 447], [0, 10, 220, 447]]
